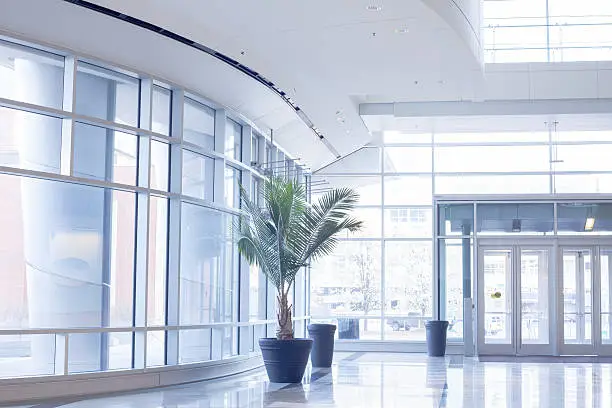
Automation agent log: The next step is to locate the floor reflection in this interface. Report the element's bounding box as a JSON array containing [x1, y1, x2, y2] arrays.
[[9, 353, 612, 407]]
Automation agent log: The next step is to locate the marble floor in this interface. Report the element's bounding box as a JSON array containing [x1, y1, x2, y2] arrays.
[[7, 352, 612, 407]]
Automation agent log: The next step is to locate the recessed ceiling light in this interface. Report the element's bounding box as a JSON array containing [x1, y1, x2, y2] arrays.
[[366, 5, 382, 11], [395, 28, 410, 34]]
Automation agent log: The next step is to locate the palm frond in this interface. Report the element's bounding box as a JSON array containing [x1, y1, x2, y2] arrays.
[[235, 177, 362, 296]]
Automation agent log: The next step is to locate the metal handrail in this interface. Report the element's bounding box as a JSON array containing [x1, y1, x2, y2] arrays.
[[0, 316, 311, 336]]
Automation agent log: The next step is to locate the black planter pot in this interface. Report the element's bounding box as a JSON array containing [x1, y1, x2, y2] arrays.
[[425, 320, 449, 357], [259, 338, 313, 383], [307, 324, 336, 368]]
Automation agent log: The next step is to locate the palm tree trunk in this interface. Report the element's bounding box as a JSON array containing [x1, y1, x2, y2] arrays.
[[276, 292, 293, 340]]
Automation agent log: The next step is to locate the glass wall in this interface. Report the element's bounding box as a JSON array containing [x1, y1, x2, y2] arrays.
[[484, 0, 612, 62], [311, 126, 612, 342], [0, 36, 307, 379]]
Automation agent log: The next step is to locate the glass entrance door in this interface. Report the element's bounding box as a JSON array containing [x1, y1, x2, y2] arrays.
[[560, 246, 612, 355], [478, 245, 552, 355], [560, 248, 593, 354]]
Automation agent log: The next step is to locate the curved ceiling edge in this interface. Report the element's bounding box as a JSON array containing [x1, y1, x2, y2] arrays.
[[63, 0, 341, 159], [421, 0, 484, 68]]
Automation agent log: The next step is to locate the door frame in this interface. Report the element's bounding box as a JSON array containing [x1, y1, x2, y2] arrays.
[[477, 239, 554, 356], [557, 238, 612, 356]]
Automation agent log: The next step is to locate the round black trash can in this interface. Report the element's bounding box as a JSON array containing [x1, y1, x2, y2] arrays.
[[308, 324, 337, 368], [425, 320, 449, 357]]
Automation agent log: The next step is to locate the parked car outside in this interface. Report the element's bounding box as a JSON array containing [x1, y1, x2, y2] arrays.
[[387, 312, 421, 331]]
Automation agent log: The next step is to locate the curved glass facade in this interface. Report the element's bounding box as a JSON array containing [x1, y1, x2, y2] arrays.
[[0, 36, 309, 379]]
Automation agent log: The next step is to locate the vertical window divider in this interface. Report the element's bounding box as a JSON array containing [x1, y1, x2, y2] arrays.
[[380, 138, 386, 341], [133, 77, 153, 369], [166, 88, 184, 366], [238, 125, 253, 355]]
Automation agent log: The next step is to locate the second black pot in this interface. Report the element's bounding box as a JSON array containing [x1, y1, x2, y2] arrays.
[[259, 338, 313, 383], [425, 320, 449, 357], [308, 323, 336, 368]]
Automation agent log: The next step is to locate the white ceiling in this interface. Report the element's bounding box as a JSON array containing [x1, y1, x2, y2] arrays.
[[0, 0, 482, 170], [78, 0, 483, 169]]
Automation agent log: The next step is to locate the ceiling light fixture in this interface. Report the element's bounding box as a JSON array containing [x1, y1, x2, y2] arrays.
[[366, 5, 382, 11], [585, 217, 596, 231], [395, 28, 409, 34]]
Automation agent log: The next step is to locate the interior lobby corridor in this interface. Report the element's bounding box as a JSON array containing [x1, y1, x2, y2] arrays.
[[5, 353, 612, 408]]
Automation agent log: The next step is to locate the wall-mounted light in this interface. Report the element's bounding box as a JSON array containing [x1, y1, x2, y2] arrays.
[[585, 217, 595, 231], [512, 219, 522, 233]]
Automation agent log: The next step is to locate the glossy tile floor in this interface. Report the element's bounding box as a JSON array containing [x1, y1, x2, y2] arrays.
[[8, 352, 612, 407]]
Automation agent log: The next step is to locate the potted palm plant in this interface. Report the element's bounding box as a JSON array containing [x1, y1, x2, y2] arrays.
[[236, 176, 362, 383]]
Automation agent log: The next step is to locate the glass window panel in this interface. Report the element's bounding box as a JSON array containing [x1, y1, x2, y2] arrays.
[[0, 334, 55, 378], [484, 0, 547, 20], [251, 134, 259, 164], [439, 239, 471, 340], [75, 62, 139, 127], [554, 131, 612, 143], [548, 0, 612, 23], [250, 177, 261, 205], [317, 147, 381, 174], [553, 144, 612, 172], [438, 204, 475, 236], [310, 241, 381, 319], [553, 174, 612, 194], [214, 327, 238, 359], [562, 249, 593, 345], [477, 203, 554, 235], [384, 208, 432, 238], [434, 145, 549, 173], [435, 131, 549, 144], [152, 85, 171, 136], [148, 196, 168, 326], [482, 249, 513, 344], [146, 330, 165, 367], [179, 203, 235, 325], [73, 122, 138, 185], [150, 140, 169, 191], [485, 48, 549, 63], [275, 152, 285, 177], [0, 175, 135, 331], [225, 118, 242, 160], [550, 24, 612, 48], [558, 203, 612, 235], [224, 166, 240, 208], [435, 174, 550, 195], [384, 131, 431, 144], [384, 176, 432, 205], [183, 98, 215, 150], [384, 146, 432, 172], [0, 107, 61, 173], [0, 41, 64, 109], [384, 241, 432, 341], [552, 46, 612, 62], [313, 175, 381, 206], [520, 249, 550, 345], [601, 249, 612, 345], [485, 26, 548, 49], [179, 329, 211, 364], [182, 151, 214, 200], [340, 207, 381, 238]]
